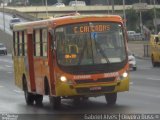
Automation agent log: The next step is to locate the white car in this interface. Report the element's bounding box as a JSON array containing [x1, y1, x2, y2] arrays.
[[0, 43, 7, 55], [127, 31, 144, 41], [128, 52, 137, 71], [53, 3, 65, 7], [69, 1, 86, 6], [9, 18, 21, 29]]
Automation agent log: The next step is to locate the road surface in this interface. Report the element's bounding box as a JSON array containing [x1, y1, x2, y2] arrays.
[[0, 55, 160, 120], [0, 12, 28, 35]]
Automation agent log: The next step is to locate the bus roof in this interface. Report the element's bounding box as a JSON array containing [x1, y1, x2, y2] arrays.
[[13, 15, 123, 31]]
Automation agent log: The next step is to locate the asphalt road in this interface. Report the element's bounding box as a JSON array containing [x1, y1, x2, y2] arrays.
[[0, 12, 28, 35], [0, 12, 13, 35], [0, 55, 160, 120]]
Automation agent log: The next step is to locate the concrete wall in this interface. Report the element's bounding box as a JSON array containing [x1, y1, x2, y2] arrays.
[[0, 29, 12, 53]]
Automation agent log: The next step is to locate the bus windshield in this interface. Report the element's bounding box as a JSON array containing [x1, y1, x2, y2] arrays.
[[56, 22, 127, 66]]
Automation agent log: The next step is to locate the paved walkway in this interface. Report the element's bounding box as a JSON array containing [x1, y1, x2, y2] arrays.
[[128, 41, 150, 59]]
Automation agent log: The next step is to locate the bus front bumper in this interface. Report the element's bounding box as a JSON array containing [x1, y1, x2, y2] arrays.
[[55, 77, 129, 97]]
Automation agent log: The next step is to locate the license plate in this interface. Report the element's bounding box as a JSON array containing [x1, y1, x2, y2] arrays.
[[90, 86, 102, 91]]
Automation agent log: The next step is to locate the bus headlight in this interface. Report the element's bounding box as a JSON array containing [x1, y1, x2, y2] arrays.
[[60, 76, 67, 82], [122, 72, 128, 78], [117, 71, 128, 80]]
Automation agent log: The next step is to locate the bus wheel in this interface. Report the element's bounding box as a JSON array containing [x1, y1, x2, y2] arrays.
[[24, 89, 34, 105], [49, 96, 61, 109], [73, 97, 81, 104], [23, 79, 34, 105], [35, 94, 43, 106], [82, 96, 89, 101], [105, 93, 117, 105]]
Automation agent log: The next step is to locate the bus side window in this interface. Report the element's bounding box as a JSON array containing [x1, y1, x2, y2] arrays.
[[19, 31, 23, 56], [17, 32, 20, 56], [24, 31, 27, 56], [13, 32, 18, 56], [21, 31, 25, 56], [34, 29, 41, 56], [42, 29, 48, 57]]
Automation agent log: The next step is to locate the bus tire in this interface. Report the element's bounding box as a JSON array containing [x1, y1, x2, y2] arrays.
[[73, 97, 81, 104], [82, 96, 89, 101], [105, 93, 117, 105], [35, 94, 43, 106], [23, 77, 34, 105], [49, 96, 61, 109], [24, 87, 34, 105], [44, 78, 49, 95]]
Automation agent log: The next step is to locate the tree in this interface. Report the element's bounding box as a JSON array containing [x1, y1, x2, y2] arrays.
[[28, 0, 43, 5], [126, 9, 139, 31]]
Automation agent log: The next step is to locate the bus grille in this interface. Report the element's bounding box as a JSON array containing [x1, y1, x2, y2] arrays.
[[76, 86, 115, 94], [75, 77, 115, 84]]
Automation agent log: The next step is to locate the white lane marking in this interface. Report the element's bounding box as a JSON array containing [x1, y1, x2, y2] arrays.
[[147, 77, 160, 81], [5, 65, 13, 68], [7, 54, 12, 56], [0, 59, 13, 64], [142, 67, 152, 69], [132, 91, 160, 98], [130, 82, 133, 85], [13, 90, 23, 93], [132, 75, 160, 81], [7, 72, 13, 74]]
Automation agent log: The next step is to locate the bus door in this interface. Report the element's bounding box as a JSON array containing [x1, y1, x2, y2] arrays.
[[33, 29, 49, 94], [26, 31, 36, 92], [48, 30, 56, 95]]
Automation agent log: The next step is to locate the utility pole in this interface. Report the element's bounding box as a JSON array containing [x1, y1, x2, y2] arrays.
[[75, 0, 78, 13], [42, 0, 44, 6], [107, 0, 110, 14], [139, 0, 143, 34], [111, 0, 114, 14], [45, 0, 48, 18], [123, 0, 126, 28], [154, 0, 157, 34], [2, 0, 5, 32]]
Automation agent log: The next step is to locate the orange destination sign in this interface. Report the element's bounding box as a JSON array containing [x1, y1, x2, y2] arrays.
[[73, 25, 110, 33]]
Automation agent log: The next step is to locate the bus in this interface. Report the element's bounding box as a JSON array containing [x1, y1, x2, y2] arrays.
[[150, 34, 160, 67], [12, 14, 130, 109]]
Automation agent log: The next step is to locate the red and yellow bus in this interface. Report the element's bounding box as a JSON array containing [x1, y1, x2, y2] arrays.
[[12, 14, 129, 109]]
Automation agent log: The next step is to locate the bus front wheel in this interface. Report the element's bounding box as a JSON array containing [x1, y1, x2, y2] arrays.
[[49, 96, 61, 109], [24, 88, 34, 105], [105, 93, 117, 105], [35, 94, 43, 106]]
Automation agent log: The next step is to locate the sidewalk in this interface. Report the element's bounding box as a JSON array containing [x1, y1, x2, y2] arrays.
[[127, 41, 150, 59]]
